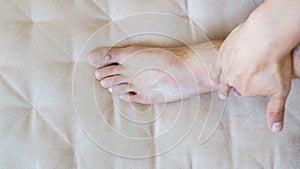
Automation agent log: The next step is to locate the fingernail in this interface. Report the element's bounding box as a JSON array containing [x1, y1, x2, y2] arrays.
[[218, 93, 226, 100], [108, 87, 112, 93], [272, 122, 283, 132]]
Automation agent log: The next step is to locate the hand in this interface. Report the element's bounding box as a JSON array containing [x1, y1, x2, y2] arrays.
[[218, 22, 293, 133]]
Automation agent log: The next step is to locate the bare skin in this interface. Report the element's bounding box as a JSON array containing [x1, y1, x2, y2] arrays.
[[218, 0, 300, 132], [293, 44, 300, 77], [88, 41, 300, 105], [88, 41, 222, 104], [87, 0, 300, 134]]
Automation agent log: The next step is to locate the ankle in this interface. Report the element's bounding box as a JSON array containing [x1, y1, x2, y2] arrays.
[[190, 41, 223, 94], [292, 44, 300, 78]]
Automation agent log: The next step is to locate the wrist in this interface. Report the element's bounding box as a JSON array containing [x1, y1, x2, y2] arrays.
[[246, 0, 300, 59]]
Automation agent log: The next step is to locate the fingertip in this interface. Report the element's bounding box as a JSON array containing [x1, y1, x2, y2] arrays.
[[266, 96, 287, 133], [271, 121, 283, 132]]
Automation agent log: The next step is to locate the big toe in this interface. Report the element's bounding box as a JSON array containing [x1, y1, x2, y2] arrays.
[[88, 47, 111, 68], [88, 46, 142, 68]]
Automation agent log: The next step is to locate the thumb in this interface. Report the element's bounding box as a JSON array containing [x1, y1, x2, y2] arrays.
[[266, 95, 288, 132]]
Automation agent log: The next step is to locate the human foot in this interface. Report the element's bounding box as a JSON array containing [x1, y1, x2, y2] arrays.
[[88, 41, 222, 104], [292, 43, 300, 78]]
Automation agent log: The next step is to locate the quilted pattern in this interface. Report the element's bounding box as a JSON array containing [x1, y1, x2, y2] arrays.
[[1, 0, 299, 168]]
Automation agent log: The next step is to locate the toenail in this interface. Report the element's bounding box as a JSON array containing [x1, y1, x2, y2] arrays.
[[104, 54, 111, 60], [95, 71, 101, 79], [100, 80, 106, 87]]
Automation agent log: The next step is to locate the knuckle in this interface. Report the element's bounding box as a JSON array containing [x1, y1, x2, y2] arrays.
[[270, 111, 283, 118]]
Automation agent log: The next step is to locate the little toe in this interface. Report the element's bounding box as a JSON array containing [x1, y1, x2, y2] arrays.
[[95, 65, 122, 80], [109, 84, 136, 95], [100, 75, 128, 88]]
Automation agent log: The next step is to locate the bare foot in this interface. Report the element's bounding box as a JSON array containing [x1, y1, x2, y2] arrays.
[[88, 41, 222, 104], [88, 42, 300, 104]]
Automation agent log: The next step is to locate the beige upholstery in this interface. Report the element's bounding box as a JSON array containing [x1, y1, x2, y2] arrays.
[[1, 0, 299, 168]]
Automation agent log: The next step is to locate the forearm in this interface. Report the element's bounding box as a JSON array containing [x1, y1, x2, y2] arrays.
[[246, 0, 300, 60]]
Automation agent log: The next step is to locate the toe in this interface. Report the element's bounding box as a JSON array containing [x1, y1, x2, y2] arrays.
[[100, 75, 128, 88], [95, 65, 122, 80], [108, 84, 135, 95], [88, 48, 111, 67], [88, 46, 139, 68]]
